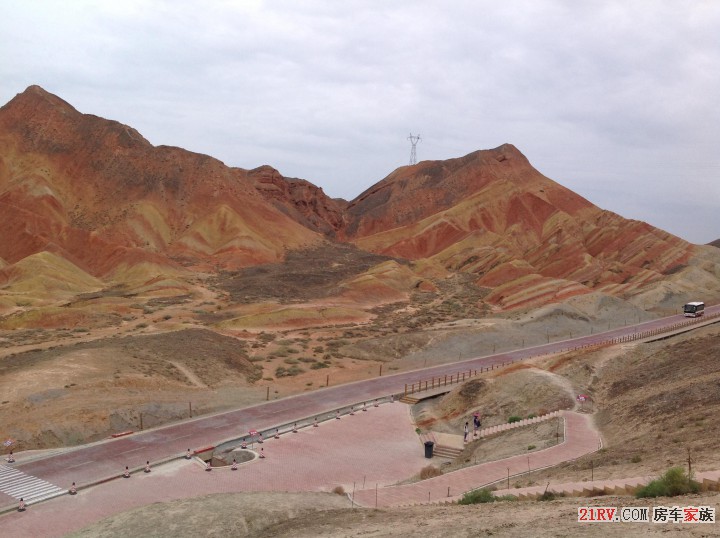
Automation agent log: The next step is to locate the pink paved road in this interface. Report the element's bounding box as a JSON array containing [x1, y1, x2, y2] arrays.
[[353, 411, 601, 507], [2, 308, 717, 511], [0, 403, 428, 537]]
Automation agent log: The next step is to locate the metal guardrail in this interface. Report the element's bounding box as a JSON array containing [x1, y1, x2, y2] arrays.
[[402, 311, 720, 397]]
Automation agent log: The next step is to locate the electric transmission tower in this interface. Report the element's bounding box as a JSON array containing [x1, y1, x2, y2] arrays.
[[408, 133, 421, 165]]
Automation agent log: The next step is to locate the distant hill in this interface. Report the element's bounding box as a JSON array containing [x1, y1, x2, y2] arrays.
[[1, 85, 719, 317]]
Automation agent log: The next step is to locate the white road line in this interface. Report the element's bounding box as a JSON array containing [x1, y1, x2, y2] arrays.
[[67, 460, 95, 469], [118, 446, 144, 455]]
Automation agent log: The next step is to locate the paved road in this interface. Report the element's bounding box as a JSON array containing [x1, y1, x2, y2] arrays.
[[3, 305, 718, 509]]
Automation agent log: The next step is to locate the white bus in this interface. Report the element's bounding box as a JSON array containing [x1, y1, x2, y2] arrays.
[[683, 301, 705, 317]]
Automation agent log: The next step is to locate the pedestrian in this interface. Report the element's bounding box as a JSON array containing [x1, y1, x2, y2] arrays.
[[69, 482, 77, 495], [231, 458, 238, 471], [123, 466, 130, 478], [144, 461, 151, 473], [464, 421, 469, 442], [18, 498, 25, 512], [185, 448, 192, 459], [7, 451, 15, 463]]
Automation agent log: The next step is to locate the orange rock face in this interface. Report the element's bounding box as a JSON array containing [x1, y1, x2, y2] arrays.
[[0, 86, 323, 278], [342, 145, 706, 308]]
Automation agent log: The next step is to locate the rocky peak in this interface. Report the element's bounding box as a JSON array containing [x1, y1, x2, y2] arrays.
[[249, 165, 348, 236]]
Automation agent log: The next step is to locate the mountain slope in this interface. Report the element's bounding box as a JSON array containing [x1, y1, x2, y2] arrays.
[[0, 85, 718, 316], [343, 145, 713, 309]]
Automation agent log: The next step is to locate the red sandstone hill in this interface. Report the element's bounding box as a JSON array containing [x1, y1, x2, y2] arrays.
[[0, 86, 336, 279], [342, 146, 720, 309], [1, 85, 719, 316]]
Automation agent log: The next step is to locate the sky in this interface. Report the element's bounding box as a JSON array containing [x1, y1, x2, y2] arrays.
[[1, 0, 719, 244]]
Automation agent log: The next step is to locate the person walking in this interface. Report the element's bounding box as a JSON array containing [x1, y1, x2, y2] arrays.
[[464, 421, 469, 442]]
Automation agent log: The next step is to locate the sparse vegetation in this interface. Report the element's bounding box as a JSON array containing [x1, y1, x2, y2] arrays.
[[538, 490, 563, 501], [419, 465, 443, 480], [458, 488, 517, 504], [275, 365, 304, 378], [635, 467, 700, 498]]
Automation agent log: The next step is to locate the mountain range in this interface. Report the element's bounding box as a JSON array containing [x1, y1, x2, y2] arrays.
[[1, 85, 718, 329]]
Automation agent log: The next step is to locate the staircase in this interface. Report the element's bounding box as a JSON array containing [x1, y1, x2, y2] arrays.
[[477, 410, 561, 438], [418, 432, 463, 459], [416, 411, 563, 461]]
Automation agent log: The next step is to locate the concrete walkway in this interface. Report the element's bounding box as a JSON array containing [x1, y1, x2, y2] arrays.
[[0, 402, 429, 538], [353, 411, 601, 507]]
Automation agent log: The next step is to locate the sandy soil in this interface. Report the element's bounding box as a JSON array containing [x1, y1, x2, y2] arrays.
[[68, 490, 720, 538]]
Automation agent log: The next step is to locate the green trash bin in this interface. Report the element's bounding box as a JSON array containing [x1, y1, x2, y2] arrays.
[[424, 441, 434, 458]]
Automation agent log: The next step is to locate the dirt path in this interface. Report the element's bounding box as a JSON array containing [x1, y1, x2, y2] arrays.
[[167, 360, 207, 388]]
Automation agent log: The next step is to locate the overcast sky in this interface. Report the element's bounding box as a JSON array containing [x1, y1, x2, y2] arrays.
[[1, 1, 719, 244]]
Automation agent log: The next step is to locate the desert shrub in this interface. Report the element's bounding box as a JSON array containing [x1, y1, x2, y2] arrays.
[[631, 454, 642, 463], [419, 465, 443, 480], [508, 416, 522, 424], [538, 490, 562, 501], [275, 365, 304, 378], [332, 486, 345, 495], [283, 358, 299, 365], [458, 488, 495, 504], [298, 357, 317, 363], [527, 413, 537, 419], [247, 365, 263, 383], [257, 333, 276, 343], [311, 361, 330, 369], [635, 467, 700, 498], [528, 445, 536, 451]]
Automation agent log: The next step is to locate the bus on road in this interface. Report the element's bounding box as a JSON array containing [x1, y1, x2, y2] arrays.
[[683, 301, 705, 317]]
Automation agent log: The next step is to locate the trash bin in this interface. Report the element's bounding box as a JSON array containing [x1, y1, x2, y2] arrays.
[[424, 441, 434, 458]]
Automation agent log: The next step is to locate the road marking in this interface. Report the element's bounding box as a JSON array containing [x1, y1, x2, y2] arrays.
[[118, 446, 144, 455], [67, 460, 95, 469], [0, 464, 64, 503], [168, 434, 192, 441]]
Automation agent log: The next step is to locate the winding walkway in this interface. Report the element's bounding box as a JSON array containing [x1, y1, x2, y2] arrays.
[[353, 410, 601, 507]]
